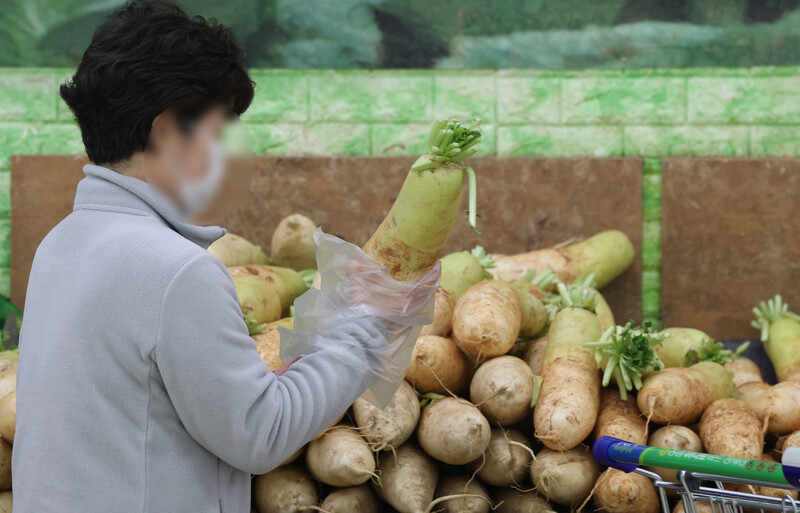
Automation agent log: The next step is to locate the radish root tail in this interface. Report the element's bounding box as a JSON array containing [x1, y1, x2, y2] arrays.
[[578, 470, 605, 512], [421, 359, 459, 398], [423, 494, 492, 513]]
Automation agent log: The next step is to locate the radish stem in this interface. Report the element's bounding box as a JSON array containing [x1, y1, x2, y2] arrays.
[[244, 314, 267, 335], [584, 322, 667, 399], [752, 294, 800, 341], [408, 119, 482, 234], [555, 282, 597, 311], [530, 374, 543, 407], [523, 269, 558, 290], [419, 392, 445, 409], [465, 166, 479, 234], [298, 269, 316, 289], [470, 245, 495, 278]]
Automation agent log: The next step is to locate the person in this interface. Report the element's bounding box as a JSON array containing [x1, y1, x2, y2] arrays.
[[11, 2, 437, 512]]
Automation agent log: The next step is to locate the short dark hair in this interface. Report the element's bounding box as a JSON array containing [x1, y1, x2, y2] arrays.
[[60, 0, 254, 165]]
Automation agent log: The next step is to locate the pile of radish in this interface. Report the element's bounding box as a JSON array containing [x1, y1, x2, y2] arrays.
[[205, 120, 800, 513]]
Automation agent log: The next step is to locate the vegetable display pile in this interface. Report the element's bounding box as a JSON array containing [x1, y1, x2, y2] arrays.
[[200, 120, 798, 513]]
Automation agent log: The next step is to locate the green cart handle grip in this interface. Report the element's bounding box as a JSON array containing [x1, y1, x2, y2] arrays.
[[593, 436, 800, 489]]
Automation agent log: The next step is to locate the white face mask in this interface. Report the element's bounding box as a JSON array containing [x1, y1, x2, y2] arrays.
[[169, 134, 226, 216]]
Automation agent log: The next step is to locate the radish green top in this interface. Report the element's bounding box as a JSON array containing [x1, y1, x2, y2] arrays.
[[553, 281, 598, 311], [522, 269, 558, 290], [411, 118, 482, 233], [688, 338, 747, 365], [585, 322, 668, 400], [471, 245, 495, 278], [752, 294, 800, 341]]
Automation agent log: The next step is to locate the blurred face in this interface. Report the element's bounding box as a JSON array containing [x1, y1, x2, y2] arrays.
[[147, 105, 229, 214]]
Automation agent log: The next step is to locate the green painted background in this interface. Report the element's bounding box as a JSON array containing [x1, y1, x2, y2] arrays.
[[5, 1, 800, 69], [2, 67, 800, 324]]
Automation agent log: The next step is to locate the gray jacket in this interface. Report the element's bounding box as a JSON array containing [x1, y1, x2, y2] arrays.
[[13, 164, 379, 513]]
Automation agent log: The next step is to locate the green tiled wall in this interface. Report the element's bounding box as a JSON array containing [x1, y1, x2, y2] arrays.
[[3, 67, 800, 323]]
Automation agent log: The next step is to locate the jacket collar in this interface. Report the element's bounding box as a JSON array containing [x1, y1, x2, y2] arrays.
[[74, 164, 226, 249]]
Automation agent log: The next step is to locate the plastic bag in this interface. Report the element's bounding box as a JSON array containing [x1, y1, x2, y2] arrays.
[[280, 229, 439, 407]]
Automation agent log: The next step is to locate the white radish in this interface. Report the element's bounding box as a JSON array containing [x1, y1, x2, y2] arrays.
[[373, 443, 438, 513], [0, 358, 16, 401], [207, 232, 269, 267], [281, 445, 305, 466], [594, 389, 647, 445], [352, 380, 419, 452], [523, 337, 548, 376], [270, 213, 317, 271], [452, 280, 546, 359], [417, 397, 491, 465], [673, 502, 713, 513], [534, 306, 602, 450], [253, 465, 318, 513], [420, 288, 456, 337], [0, 441, 9, 492], [319, 485, 381, 513], [434, 474, 491, 513], [0, 393, 15, 444], [406, 336, 470, 395], [593, 468, 659, 513], [529, 446, 599, 507], [494, 488, 555, 513], [738, 381, 800, 435], [305, 426, 375, 487], [473, 428, 532, 486], [470, 356, 534, 426], [648, 425, 703, 484], [725, 356, 763, 387]]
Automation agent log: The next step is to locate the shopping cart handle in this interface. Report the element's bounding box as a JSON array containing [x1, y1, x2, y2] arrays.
[[593, 436, 643, 473], [593, 436, 800, 489]]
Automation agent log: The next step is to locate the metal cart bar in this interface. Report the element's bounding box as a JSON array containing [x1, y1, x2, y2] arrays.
[[594, 437, 800, 513]]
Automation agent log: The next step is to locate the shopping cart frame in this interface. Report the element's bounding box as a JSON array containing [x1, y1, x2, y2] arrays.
[[633, 466, 799, 513], [594, 437, 800, 513]]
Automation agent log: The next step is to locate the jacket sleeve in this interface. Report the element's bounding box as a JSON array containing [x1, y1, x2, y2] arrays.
[[155, 252, 383, 474]]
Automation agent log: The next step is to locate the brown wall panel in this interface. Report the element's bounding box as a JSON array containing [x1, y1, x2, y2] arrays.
[[662, 158, 800, 339], [12, 155, 642, 321]]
